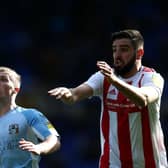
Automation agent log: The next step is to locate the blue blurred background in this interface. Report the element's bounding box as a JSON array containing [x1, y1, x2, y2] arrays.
[[1, 0, 168, 167]]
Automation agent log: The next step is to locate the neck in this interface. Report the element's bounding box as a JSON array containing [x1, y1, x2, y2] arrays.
[[0, 97, 17, 117]]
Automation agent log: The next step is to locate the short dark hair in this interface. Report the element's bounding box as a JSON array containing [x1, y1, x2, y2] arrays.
[[111, 29, 144, 50]]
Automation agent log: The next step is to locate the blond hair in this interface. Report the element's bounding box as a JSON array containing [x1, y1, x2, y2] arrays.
[[0, 66, 21, 89]]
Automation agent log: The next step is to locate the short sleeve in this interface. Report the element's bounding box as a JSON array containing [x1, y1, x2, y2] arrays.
[[141, 72, 164, 97], [84, 71, 104, 97], [23, 109, 60, 141]]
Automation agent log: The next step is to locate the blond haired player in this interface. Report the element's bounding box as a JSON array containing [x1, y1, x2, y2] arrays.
[[0, 66, 61, 168]]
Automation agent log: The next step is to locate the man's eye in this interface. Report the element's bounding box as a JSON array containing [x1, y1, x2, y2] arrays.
[[0, 77, 9, 82], [122, 48, 127, 51]]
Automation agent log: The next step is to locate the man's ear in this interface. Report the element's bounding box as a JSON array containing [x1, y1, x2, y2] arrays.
[[137, 49, 144, 59]]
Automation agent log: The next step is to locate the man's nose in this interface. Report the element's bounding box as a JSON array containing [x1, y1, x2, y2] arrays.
[[114, 51, 121, 59]]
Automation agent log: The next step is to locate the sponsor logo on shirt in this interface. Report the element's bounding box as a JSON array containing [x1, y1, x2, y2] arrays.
[[0, 138, 20, 153], [107, 87, 118, 100]]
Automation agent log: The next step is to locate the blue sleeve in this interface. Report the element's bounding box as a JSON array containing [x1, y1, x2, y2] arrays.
[[22, 109, 59, 141]]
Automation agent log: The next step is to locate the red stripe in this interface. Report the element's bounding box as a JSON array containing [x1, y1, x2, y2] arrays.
[[117, 92, 133, 168], [141, 108, 156, 168], [100, 78, 110, 168], [138, 73, 144, 87]]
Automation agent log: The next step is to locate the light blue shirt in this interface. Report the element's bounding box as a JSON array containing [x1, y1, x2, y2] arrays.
[[0, 106, 59, 168]]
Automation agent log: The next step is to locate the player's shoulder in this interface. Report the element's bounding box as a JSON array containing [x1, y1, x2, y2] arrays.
[[16, 106, 42, 119], [141, 66, 164, 84], [142, 66, 163, 75], [16, 106, 47, 125], [142, 66, 155, 73], [17, 106, 40, 113], [91, 71, 105, 80], [141, 66, 163, 77], [87, 70, 104, 82], [91, 70, 104, 76]]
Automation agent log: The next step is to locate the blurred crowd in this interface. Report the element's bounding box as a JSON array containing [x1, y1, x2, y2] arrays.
[[1, 0, 168, 167]]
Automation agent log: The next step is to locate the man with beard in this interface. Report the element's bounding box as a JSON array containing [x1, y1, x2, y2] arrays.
[[48, 29, 167, 168], [0, 66, 61, 168]]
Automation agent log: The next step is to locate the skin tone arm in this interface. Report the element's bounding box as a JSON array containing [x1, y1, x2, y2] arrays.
[[19, 135, 61, 155], [97, 61, 159, 107], [48, 60, 159, 107], [48, 84, 93, 104]]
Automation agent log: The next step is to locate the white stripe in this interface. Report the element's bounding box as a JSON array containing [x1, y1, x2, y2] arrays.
[[148, 104, 168, 167], [109, 111, 121, 168], [129, 112, 145, 168], [100, 101, 105, 155]]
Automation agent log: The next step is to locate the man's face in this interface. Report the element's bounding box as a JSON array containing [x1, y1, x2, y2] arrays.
[[112, 38, 136, 76], [0, 72, 15, 99]]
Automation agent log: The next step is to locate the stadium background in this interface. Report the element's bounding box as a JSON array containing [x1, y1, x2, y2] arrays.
[[1, 0, 168, 167]]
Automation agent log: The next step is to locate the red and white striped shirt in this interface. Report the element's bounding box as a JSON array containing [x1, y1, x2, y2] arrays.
[[85, 66, 167, 168]]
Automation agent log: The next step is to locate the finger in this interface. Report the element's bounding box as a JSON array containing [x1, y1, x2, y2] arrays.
[[56, 89, 69, 99], [97, 61, 106, 65], [19, 141, 32, 146], [19, 143, 33, 149], [98, 62, 111, 69], [49, 89, 63, 97], [19, 138, 25, 142], [19, 141, 27, 145], [65, 91, 72, 98], [97, 64, 109, 71], [48, 88, 60, 94], [99, 65, 110, 73]]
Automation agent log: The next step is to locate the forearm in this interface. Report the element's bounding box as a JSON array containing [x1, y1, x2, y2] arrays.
[[65, 84, 93, 104], [48, 84, 93, 104], [109, 76, 148, 107], [38, 135, 61, 155]]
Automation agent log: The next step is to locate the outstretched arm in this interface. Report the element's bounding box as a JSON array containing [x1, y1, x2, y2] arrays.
[[19, 135, 61, 155], [48, 83, 93, 104]]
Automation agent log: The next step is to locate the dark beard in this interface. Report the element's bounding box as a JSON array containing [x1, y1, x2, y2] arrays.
[[114, 54, 136, 76]]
